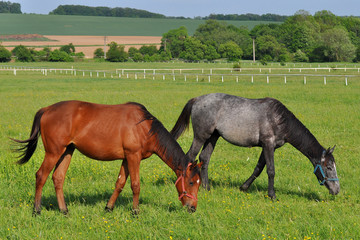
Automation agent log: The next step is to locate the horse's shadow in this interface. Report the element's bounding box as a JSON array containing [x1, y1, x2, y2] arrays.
[[40, 191, 136, 212], [208, 178, 322, 201]]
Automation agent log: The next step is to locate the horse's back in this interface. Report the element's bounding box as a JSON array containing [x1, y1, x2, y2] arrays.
[[40, 101, 151, 160], [191, 94, 281, 147]]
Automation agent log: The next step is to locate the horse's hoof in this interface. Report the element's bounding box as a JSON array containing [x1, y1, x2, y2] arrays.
[[60, 209, 69, 216], [32, 209, 41, 217], [105, 206, 114, 212], [131, 208, 140, 216], [240, 185, 249, 192]]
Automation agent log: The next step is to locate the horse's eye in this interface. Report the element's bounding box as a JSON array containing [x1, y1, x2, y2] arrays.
[[189, 182, 194, 186]]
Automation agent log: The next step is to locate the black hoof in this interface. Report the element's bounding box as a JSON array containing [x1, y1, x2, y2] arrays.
[[32, 209, 41, 217], [105, 206, 114, 212]]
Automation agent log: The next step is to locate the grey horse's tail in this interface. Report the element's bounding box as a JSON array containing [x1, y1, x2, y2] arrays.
[[11, 108, 46, 165], [170, 98, 196, 140]]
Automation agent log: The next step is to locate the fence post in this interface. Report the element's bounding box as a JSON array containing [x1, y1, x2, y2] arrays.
[[324, 76, 326, 85], [345, 77, 348, 86], [267, 75, 269, 84], [208, 75, 211, 82], [221, 76, 224, 82], [251, 75, 254, 83], [284, 76, 287, 84], [304, 76, 306, 84]]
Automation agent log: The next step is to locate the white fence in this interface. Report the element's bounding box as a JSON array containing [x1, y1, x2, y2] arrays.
[[1, 65, 360, 86]]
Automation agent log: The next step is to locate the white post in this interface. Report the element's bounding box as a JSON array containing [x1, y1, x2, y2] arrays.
[[345, 77, 348, 86], [208, 75, 211, 82], [196, 75, 199, 82], [236, 76, 238, 83], [284, 76, 287, 84], [90, 72, 92, 77], [267, 75, 269, 84], [251, 75, 254, 83], [163, 74, 165, 80], [135, 73, 137, 80], [97, 72, 99, 77], [221, 76, 224, 82], [324, 76, 327, 85], [304, 76, 306, 84], [173, 75, 175, 81], [13, 69, 16, 76], [185, 75, 187, 82]]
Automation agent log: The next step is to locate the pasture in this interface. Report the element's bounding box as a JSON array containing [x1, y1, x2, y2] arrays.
[[0, 61, 359, 239], [0, 13, 280, 36]]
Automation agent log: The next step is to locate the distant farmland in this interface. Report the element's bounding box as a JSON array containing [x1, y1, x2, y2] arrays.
[[0, 13, 280, 36]]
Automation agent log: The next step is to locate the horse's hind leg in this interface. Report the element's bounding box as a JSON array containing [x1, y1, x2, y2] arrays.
[[105, 160, 129, 212], [52, 145, 75, 214], [34, 152, 63, 215], [240, 150, 266, 191], [198, 131, 219, 191]]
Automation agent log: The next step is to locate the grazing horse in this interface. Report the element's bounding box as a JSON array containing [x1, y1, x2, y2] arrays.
[[170, 93, 340, 199], [13, 101, 202, 215]]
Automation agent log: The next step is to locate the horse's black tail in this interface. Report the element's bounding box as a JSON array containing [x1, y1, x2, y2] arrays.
[[170, 98, 196, 140], [11, 108, 46, 165]]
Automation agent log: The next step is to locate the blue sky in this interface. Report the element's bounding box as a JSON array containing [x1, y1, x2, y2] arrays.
[[16, 0, 360, 17]]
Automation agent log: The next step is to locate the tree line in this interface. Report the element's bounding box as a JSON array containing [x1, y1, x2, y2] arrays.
[[1, 10, 360, 63], [161, 10, 360, 63], [49, 5, 166, 18], [0, 1, 21, 13]]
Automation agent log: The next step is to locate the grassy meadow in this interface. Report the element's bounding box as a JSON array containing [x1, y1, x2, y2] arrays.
[[0, 13, 280, 36], [0, 61, 360, 239]]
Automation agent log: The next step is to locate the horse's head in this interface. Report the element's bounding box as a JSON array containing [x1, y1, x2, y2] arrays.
[[175, 161, 202, 213], [314, 146, 340, 195]]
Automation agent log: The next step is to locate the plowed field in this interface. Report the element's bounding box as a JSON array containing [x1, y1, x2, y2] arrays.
[[3, 35, 162, 58]]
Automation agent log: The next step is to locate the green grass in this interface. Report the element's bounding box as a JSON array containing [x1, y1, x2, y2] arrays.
[[1, 61, 359, 239], [0, 13, 280, 36]]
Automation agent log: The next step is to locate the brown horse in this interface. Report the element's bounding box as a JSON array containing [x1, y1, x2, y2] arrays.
[[12, 101, 202, 215]]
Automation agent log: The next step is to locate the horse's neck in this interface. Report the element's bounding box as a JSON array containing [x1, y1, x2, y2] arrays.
[[152, 137, 185, 177], [286, 119, 324, 166]]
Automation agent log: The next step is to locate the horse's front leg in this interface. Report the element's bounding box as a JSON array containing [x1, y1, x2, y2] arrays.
[[126, 153, 141, 214], [240, 150, 266, 191], [263, 145, 276, 199], [105, 160, 129, 212], [198, 132, 219, 191]]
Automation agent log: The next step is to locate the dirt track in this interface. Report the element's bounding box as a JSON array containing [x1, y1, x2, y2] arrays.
[[3, 35, 162, 58]]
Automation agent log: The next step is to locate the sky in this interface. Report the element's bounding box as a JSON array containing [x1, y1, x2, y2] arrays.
[[15, 0, 360, 17]]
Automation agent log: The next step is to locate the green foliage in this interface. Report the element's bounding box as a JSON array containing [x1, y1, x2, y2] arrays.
[[139, 45, 158, 56], [11, 45, 34, 62], [93, 48, 104, 59], [106, 42, 128, 62], [320, 27, 356, 62], [161, 26, 188, 58], [0, 45, 11, 62], [50, 5, 166, 18], [60, 43, 75, 54], [179, 37, 206, 61], [218, 41, 243, 61], [48, 49, 74, 62], [0, 1, 21, 13]]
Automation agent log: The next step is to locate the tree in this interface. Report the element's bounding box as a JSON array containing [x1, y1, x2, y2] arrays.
[[106, 42, 128, 62], [139, 45, 158, 56], [128, 47, 139, 58], [161, 26, 188, 58], [179, 37, 206, 61], [93, 48, 104, 58], [256, 35, 283, 61], [0, 46, 11, 62], [218, 41, 243, 61], [321, 27, 356, 62], [11, 45, 34, 62], [60, 43, 75, 54], [49, 49, 73, 62]]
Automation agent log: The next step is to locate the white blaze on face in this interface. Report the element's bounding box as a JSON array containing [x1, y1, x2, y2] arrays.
[[196, 179, 200, 184]]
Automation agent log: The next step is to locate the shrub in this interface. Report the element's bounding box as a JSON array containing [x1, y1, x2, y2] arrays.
[[0, 46, 11, 62], [11, 45, 34, 62], [106, 42, 128, 62], [49, 49, 74, 62], [94, 48, 104, 58], [60, 43, 75, 54]]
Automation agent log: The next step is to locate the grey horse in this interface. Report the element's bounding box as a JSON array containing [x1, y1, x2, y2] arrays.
[[170, 93, 340, 199]]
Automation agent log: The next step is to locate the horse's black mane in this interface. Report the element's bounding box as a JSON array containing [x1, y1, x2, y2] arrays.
[[267, 98, 324, 159], [127, 102, 190, 171]]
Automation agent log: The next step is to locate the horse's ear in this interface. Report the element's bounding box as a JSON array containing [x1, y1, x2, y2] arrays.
[[197, 161, 203, 168], [328, 145, 336, 154]]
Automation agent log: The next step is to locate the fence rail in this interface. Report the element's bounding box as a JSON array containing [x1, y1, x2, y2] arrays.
[[1, 65, 359, 86]]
